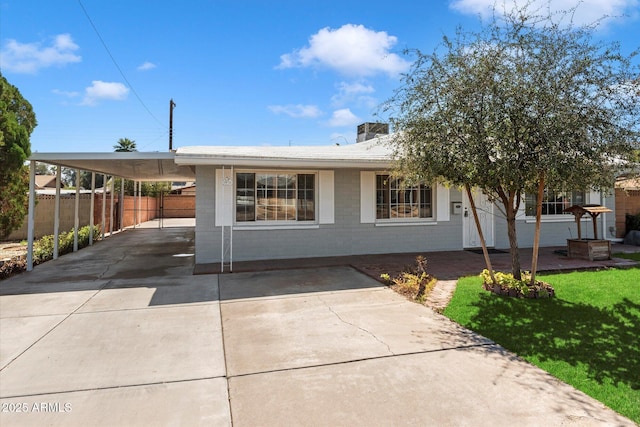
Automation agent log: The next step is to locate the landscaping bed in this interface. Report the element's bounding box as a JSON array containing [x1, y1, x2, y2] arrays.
[[0, 226, 100, 280]]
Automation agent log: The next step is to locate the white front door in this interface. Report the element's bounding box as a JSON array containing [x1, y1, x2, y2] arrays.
[[463, 189, 495, 248]]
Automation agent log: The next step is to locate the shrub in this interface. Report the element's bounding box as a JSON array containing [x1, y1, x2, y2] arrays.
[[381, 256, 437, 303], [625, 213, 640, 234], [480, 269, 555, 298], [0, 257, 27, 280], [33, 225, 101, 265]]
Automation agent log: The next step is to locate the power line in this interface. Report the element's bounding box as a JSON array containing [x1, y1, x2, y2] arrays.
[[77, 0, 165, 129]]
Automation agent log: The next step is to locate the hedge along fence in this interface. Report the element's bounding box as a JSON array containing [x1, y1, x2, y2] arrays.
[[33, 225, 102, 264], [0, 225, 101, 280]]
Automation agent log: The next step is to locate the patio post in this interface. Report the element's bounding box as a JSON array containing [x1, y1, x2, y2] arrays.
[[53, 165, 61, 259], [601, 191, 607, 240], [26, 160, 36, 271]]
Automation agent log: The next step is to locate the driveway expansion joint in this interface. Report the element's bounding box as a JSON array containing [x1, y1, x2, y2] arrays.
[[0, 280, 111, 373]]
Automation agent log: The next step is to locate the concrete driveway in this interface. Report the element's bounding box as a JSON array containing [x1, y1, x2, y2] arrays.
[[0, 228, 634, 426]]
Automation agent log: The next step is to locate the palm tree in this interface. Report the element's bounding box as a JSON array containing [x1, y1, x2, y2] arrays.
[[113, 138, 137, 152]]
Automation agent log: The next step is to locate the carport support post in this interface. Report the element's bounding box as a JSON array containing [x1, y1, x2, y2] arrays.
[[138, 181, 142, 224], [26, 161, 36, 271], [73, 169, 80, 252], [89, 172, 95, 245], [135, 180, 139, 226], [120, 178, 125, 231], [133, 180, 137, 228], [101, 174, 107, 239], [109, 176, 115, 235], [53, 165, 61, 259]]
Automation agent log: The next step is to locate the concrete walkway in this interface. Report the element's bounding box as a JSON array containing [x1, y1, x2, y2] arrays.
[[0, 228, 636, 426]]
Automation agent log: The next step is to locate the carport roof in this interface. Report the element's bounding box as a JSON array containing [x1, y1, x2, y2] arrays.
[[28, 152, 195, 181]]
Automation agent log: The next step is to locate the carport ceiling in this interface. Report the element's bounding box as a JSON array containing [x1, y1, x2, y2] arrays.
[[29, 152, 195, 181]]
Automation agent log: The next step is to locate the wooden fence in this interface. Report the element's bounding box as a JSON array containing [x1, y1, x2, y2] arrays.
[[6, 193, 195, 241]]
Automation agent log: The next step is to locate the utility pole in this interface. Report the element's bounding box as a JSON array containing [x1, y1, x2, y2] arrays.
[[169, 99, 176, 151]]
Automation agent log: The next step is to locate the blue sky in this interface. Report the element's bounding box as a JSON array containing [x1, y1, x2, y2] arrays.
[[1, 0, 639, 153]]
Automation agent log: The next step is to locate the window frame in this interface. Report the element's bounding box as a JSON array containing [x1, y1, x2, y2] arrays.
[[375, 173, 434, 223], [524, 189, 587, 219], [234, 170, 318, 225]]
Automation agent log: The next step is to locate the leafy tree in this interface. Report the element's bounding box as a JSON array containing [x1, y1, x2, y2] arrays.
[[384, 2, 639, 283], [0, 73, 37, 238], [61, 167, 76, 188], [113, 137, 137, 152], [80, 171, 104, 190], [109, 178, 170, 196], [35, 162, 54, 175]]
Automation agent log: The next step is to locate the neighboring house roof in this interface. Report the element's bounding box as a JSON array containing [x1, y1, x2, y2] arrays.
[[35, 174, 57, 189], [171, 181, 196, 191], [35, 189, 96, 195], [616, 177, 640, 190], [174, 136, 395, 168]]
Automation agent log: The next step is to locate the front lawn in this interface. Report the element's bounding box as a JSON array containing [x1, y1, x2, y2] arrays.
[[444, 268, 640, 423], [613, 252, 640, 262]]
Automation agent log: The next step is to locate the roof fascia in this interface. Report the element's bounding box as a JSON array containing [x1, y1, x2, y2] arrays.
[[29, 152, 176, 162], [174, 155, 392, 169]]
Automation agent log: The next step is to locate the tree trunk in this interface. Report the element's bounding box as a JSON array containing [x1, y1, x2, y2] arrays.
[[465, 184, 496, 284], [530, 172, 545, 286], [505, 202, 522, 280]]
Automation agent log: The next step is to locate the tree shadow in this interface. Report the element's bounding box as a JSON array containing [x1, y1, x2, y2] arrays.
[[467, 293, 640, 390]]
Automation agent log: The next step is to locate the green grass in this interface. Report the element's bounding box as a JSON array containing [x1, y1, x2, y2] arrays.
[[444, 268, 640, 423], [613, 252, 640, 262]]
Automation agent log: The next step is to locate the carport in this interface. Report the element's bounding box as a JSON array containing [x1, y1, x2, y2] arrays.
[[25, 152, 195, 271]]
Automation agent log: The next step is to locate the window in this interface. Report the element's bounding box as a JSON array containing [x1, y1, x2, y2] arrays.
[[236, 172, 315, 222], [525, 189, 586, 216], [376, 174, 432, 220]]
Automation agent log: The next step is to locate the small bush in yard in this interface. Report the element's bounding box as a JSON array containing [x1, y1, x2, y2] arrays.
[[480, 269, 555, 298], [0, 257, 26, 279], [381, 256, 437, 303], [625, 213, 640, 233]]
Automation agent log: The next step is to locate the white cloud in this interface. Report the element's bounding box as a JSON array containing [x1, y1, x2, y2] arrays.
[[450, 0, 639, 27], [0, 34, 81, 74], [268, 104, 322, 118], [277, 24, 410, 77], [52, 89, 80, 98], [137, 61, 156, 71], [82, 81, 129, 106], [331, 81, 376, 107], [328, 108, 360, 127]]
